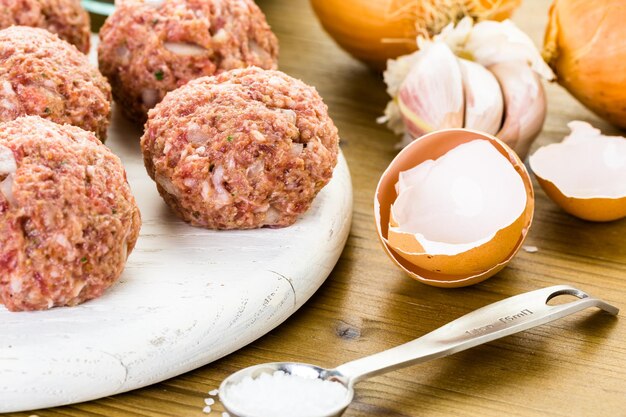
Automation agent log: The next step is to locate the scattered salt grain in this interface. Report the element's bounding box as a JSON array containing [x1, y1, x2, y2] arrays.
[[222, 413, 230, 417], [205, 397, 215, 406], [223, 370, 348, 417], [208, 388, 219, 396], [202, 405, 212, 414], [523, 245, 538, 253]]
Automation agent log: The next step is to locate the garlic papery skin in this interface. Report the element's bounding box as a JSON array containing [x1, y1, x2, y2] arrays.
[[380, 51, 422, 135], [396, 42, 464, 139], [458, 58, 503, 135], [490, 61, 546, 159], [440, 17, 555, 80], [529, 121, 626, 221], [310, 0, 522, 71]]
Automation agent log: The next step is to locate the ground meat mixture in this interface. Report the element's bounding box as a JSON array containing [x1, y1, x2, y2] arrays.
[[0, 27, 112, 141], [141, 67, 339, 230], [98, 0, 279, 124], [0, 116, 141, 312], [0, 0, 90, 53]]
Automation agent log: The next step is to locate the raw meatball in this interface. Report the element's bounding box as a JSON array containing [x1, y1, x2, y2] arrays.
[[98, 0, 279, 123], [0, 0, 90, 53], [141, 67, 339, 230], [0, 26, 112, 141], [0, 116, 141, 312]]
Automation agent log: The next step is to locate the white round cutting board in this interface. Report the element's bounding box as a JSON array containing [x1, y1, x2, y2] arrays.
[[0, 99, 352, 411]]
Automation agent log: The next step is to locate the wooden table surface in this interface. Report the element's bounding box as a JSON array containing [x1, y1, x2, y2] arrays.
[[12, 0, 626, 416]]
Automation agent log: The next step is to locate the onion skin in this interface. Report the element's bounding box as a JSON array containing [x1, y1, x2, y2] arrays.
[[543, 0, 626, 129], [310, 0, 417, 70], [310, 0, 522, 70]]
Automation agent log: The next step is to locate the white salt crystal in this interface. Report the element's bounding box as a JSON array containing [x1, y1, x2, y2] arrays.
[[209, 388, 219, 396], [204, 397, 215, 406], [223, 370, 348, 417], [202, 406, 212, 414], [523, 245, 538, 253]]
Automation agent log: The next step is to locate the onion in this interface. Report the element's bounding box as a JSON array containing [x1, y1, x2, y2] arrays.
[[264, 206, 281, 226], [155, 173, 179, 197], [0, 144, 17, 175], [53, 234, 73, 250], [290, 142, 304, 157], [543, 0, 626, 129], [211, 165, 232, 207], [142, 88, 160, 107], [164, 42, 207, 56], [0, 173, 15, 205], [310, 0, 521, 70], [246, 160, 265, 178], [187, 123, 208, 144]]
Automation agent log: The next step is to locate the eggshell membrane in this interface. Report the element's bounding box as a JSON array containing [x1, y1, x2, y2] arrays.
[[374, 128, 534, 288]]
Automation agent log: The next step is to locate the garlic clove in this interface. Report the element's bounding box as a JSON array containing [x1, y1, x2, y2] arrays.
[[379, 51, 422, 135], [396, 42, 464, 139], [374, 129, 534, 288], [458, 58, 503, 135], [490, 61, 547, 159], [529, 121, 626, 221]]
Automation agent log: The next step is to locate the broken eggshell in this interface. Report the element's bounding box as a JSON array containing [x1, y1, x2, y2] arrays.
[[374, 129, 534, 288], [529, 121, 626, 222]]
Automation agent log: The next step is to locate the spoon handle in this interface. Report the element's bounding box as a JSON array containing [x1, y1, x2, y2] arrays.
[[334, 285, 618, 385]]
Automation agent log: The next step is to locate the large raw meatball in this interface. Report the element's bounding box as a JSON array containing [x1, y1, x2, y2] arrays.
[[98, 0, 279, 124], [0, 116, 141, 312], [0, 26, 112, 141], [141, 67, 339, 230], [0, 0, 90, 53]]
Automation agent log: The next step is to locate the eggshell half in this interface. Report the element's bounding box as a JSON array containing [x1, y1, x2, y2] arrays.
[[529, 121, 626, 222], [374, 128, 535, 288]]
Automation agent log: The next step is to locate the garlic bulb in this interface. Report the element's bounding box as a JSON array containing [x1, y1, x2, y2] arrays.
[[382, 18, 554, 159], [441, 18, 554, 80]]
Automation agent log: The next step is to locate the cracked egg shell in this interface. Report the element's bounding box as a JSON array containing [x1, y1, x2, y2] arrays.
[[374, 129, 534, 288], [529, 121, 626, 222]]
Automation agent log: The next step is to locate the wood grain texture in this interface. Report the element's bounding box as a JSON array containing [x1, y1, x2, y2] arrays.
[[6, 0, 626, 415]]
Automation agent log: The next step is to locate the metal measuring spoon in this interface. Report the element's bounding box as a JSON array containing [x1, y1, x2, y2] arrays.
[[219, 285, 618, 417]]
